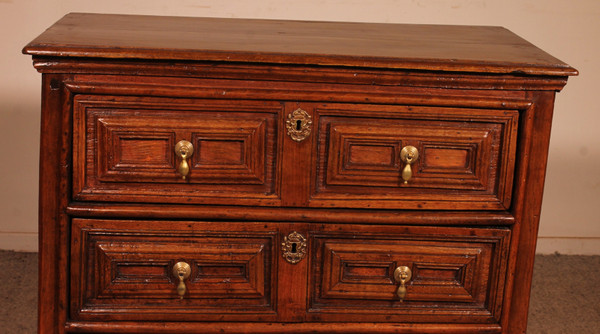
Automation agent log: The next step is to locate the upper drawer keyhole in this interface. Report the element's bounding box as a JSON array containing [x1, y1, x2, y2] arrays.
[[286, 108, 312, 142]]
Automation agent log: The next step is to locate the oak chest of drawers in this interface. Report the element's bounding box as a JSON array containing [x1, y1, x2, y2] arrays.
[[24, 13, 576, 334]]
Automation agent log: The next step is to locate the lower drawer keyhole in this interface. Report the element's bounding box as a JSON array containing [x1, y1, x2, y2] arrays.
[[282, 231, 307, 264]]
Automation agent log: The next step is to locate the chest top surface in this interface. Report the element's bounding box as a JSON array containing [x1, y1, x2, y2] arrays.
[[23, 13, 577, 76]]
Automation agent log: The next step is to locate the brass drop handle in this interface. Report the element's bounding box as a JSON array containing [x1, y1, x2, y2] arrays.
[[175, 140, 194, 179], [400, 146, 419, 184], [394, 266, 412, 302], [172, 261, 192, 299]]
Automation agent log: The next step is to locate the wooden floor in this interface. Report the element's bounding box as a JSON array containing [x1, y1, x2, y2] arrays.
[[0, 251, 598, 333]]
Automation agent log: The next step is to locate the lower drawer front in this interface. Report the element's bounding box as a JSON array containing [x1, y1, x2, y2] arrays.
[[309, 226, 510, 324], [70, 219, 277, 321], [70, 219, 510, 326]]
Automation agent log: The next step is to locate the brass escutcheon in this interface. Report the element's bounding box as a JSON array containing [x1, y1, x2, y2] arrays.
[[285, 108, 312, 142], [282, 231, 307, 264]]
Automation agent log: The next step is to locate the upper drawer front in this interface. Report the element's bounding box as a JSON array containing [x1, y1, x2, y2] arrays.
[[311, 104, 519, 210], [73, 95, 282, 205], [71, 219, 277, 321], [309, 226, 510, 324]]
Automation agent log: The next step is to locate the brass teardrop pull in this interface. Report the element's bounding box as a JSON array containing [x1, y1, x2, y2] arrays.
[[173, 261, 192, 299], [400, 146, 419, 184], [175, 140, 194, 179], [393, 266, 412, 302]]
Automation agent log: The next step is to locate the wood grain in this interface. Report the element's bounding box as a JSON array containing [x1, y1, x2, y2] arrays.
[[308, 225, 510, 323], [70, 219, 277, 322], [23, 13, 578, 76], [25, 14, 576, 334]]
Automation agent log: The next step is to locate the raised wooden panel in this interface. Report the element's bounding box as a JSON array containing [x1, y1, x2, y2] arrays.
[[347, 143, 398, 169], [72, 95, 282, 205], [115, 135, 174, 169], [190, 126, 265, 183], [422, 145, 471, 170], [312, 104, 519, 210], [197, 139, 244, 165], [309, 226, 510, 324], [99, 128, 177, 177], [70, 219, 277, 321]]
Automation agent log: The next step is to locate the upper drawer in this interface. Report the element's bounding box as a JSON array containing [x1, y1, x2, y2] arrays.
[[73, 95, 282, 205], [310, 104, 519, 210]]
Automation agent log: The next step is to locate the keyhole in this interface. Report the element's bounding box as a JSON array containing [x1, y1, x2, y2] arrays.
[[291, 242, 297, 253], [296, 120, 302, 131], [179, 272, 184, 278]]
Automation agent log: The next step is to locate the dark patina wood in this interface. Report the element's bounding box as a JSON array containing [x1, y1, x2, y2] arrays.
[[24, 13, 576, 76], [24, 13, 576, 334]]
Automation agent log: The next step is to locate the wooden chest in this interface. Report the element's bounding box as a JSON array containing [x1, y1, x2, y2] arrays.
[[24, 13, 577, 333]]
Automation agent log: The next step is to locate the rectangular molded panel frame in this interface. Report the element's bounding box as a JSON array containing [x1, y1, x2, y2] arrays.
[[72, 95, 283, 206], [70, 219, 279, 322], [308, 225, 511, 324], [310, 103, 519, 210]]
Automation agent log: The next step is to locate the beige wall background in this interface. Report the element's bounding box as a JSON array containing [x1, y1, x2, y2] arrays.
[[1, 0, 598, 254]]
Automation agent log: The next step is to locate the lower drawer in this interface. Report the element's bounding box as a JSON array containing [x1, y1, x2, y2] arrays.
[[70, 219, 278, 321], [308, 225, 511, 324], [70, 218, 510, 328]]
